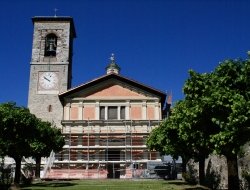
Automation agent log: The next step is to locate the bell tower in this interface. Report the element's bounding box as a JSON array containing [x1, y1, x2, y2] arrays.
[[28, 16, 76, 127]]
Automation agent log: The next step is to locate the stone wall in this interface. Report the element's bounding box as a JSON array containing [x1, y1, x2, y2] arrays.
[[28, 19, 74, 128]]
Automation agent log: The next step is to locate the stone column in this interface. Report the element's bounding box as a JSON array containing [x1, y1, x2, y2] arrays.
[[118, 106, 121, 120], [142, 101, 147, 120], [125, 101, 130, 120], [105, 106, 108, 120], [95, 101, 100, 120], [64, 103, 71, 120], [78, 101, 83, 120], [154, 102, 160, 120], [158, 103, 162, 119]]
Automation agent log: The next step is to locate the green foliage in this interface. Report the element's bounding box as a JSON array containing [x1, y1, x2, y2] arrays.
[[0, 102, 64, 158], [30, 120, 64, 157], [147, 101, 195, 160], [207, 60, 250, 157], [0, 102, 38, 158], [148, 57, 250, 189], [0, 102, 64, 182], [184, 59, 250, 189]]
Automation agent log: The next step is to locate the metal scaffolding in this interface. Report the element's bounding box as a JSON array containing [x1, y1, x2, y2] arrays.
[[45, 120, 161, 179]]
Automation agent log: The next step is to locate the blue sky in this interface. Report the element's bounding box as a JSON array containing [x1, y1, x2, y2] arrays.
[[1, 0, 250, 107]]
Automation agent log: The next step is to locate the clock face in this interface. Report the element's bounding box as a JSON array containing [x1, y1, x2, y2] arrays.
[[39, 72, 58, 90]]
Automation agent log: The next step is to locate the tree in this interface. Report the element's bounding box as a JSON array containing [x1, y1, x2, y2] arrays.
[[0, 103, 37, 184], [206, 60, 250, 190], [148, 99, 215, 185], [147, 108, 191, 174], [182, 71, 220, 185], [0, 102, 65, 183], [30, 119, 64, 178], [183, 60, 250, 189], [148, 58, 250, 189]]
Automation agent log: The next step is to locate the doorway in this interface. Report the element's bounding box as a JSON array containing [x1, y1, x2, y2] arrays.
[[107, 163, 120, 178], [106, 150, 120, 178]]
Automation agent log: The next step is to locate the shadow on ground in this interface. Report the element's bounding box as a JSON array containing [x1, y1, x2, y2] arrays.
[[184, 188, 209, 190], [166, 181, 189, 185], [21, 181, 76, 189], [166, 181, 210, 190]]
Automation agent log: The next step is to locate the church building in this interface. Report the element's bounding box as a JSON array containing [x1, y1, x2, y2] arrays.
[[28, 16, 169, 179]]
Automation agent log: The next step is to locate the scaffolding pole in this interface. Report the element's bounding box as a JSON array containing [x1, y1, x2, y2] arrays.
[[87, 119, 90, 170], [68, 125, 71, 178]]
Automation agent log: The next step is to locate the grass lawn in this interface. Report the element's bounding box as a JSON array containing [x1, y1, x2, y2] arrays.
[[20, 179, 208, 190]]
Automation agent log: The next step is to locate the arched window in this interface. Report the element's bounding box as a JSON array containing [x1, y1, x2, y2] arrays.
[[45, 33, 57, 57]]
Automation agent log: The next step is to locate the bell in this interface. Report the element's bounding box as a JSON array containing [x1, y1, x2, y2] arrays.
[[48, 42, 55, 52], [45, 35, 57, 56], [46, 38, 56, 52]]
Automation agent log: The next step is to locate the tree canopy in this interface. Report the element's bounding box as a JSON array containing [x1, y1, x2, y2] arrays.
[[147, 58, 250, 190], [0, 103, 38, 183], [0, 102, 64, 183], [30, 119, 64, 178]]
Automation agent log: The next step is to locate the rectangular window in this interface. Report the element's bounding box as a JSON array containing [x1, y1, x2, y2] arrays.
[[108, 106, 117, 119], [100, 106, 126, 120], [100, 106, 105, 120], [120, 106, 125, 119]]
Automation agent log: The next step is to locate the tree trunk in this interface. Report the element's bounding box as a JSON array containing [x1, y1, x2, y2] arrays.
[[198, 156, 206, 186], [35, 156, 41, 178], [13, 156, 22, 184], [227, 154, 239, 190], [181, 157, 188, 173]]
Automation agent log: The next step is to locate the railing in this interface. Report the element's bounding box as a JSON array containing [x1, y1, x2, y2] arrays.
[[61, 119, 161, 126]]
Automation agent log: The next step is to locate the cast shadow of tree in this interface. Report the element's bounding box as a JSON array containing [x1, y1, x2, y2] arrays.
[[21, 181, 76, 189], [184, 188, 209, 190]]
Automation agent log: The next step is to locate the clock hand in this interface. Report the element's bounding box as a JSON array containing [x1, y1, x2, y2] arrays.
[[44, 77, 51, 82]]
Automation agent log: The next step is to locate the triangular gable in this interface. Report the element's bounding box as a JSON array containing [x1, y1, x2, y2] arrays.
[[59, 74, 166, 104], [84, 83, 147, 98]]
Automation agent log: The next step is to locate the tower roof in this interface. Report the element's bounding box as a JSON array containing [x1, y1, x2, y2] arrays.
[[106, 54, 121, 74]]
